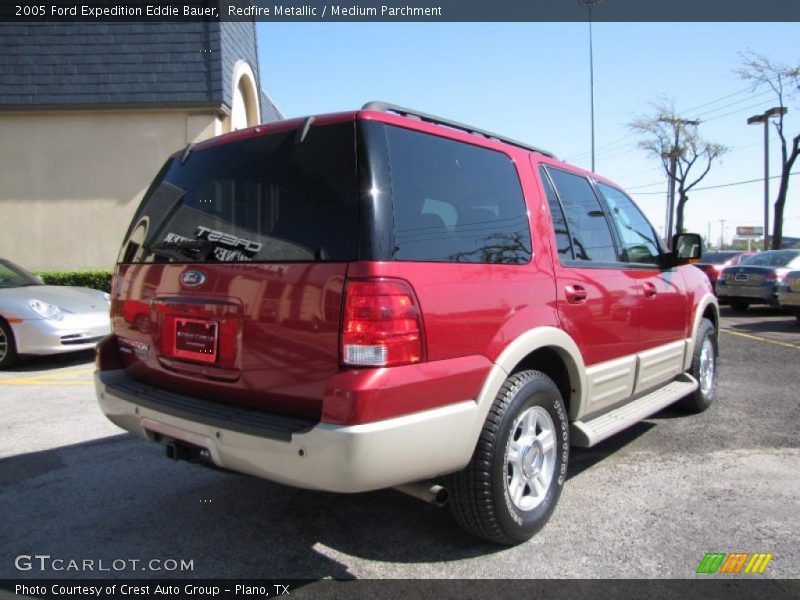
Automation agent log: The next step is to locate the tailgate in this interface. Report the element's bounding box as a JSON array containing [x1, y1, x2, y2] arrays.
[[112, 262, 346, 419]]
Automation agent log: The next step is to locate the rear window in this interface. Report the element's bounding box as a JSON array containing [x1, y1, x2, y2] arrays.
[[384, 125, 532, 264], [118, 123, 357, 264], [741, 251, 800, 267]]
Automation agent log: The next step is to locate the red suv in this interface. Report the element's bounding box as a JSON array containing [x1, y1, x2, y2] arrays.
[[95, 103, 719, 545]]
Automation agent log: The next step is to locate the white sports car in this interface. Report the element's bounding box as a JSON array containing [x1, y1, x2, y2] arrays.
[[0, 258, 111, 368]]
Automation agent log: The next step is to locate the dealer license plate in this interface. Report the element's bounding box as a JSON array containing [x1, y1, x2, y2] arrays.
[[174, 318, 218, 363]]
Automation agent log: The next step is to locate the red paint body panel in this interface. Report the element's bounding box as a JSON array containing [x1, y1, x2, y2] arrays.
[[112, 262, 348, 419], [322, 355, 492, 425]]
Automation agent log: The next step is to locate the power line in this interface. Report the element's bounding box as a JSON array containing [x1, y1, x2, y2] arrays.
[[688, 88, 774, 119], [679, 85, 755, 114], [702, 100, 789, 124], [621, 142, 764, 191], [632, 170, 799, 195], [626, 179, 667, 191]]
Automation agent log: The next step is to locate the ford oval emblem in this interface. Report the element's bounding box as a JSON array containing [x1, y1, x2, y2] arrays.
[[181, 270, 206, 287]]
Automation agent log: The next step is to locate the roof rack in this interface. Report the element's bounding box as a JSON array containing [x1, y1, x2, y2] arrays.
[[361, 101, 556, 158]]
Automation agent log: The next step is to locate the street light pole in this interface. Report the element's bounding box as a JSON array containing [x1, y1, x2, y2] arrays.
[[579, 0, 603, 173], [748, 106, 788, 251]]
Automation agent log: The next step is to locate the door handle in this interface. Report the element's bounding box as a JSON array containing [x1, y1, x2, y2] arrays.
[[643, 282, 657, 298], [565, 284, 587, 304]]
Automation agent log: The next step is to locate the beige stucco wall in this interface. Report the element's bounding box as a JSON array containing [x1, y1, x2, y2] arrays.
[[0, 110, 223, 271]]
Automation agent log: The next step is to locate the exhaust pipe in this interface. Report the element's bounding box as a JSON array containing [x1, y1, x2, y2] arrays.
[[394, 482, 449, 507]]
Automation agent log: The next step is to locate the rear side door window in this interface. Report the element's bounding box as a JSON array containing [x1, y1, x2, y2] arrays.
[[595, 182, 662, 265], [544, 167, 618, 263]]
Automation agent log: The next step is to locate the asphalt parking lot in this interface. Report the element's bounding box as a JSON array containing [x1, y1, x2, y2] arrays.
[[1, 307, 798, 580]]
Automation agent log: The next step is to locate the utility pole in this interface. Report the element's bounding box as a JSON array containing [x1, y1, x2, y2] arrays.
[[718, 219, 726, 250], [659, 116, 700, 248], [707, 222, 711, 249]]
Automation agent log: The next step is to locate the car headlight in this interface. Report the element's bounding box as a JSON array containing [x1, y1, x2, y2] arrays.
[[103, 293, 111, 302], [29, 299, 65, 321]]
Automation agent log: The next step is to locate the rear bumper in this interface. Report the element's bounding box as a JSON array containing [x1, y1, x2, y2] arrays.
[[715, 283, 778, 305], [95, 368, 481, 493], [777, 291, 800, 308]]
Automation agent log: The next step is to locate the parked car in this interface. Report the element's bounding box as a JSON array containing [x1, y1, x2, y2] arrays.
[[716, 249, 800, 311], [95, 102, 718, 545], [0, 258, 111, 368], [777, 270, 800, 323], [693, 250, 755, 288]]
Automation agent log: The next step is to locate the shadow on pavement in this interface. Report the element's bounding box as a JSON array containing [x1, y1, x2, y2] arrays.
[[568, 421, 653, 480], [726, 317, 800, 334], [0, 417, 656, 577], [0, 435, 504, 579], [5, 349, 95, 373]]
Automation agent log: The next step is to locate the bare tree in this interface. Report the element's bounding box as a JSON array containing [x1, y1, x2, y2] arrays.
[[629, 99, 728, 241], [735, 51, 800, 249]]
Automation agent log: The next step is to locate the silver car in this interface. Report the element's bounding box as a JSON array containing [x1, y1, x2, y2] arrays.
[[777, 270, 800, 324], [0, 258, 111, 368]]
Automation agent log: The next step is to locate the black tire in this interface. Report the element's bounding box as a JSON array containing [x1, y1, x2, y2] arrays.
[[0, 318, 19, 369], [729, 299, 750, 312], [794, 311, 800, 325], [447, 370, 569, 545], [678, 318, 718, 413]]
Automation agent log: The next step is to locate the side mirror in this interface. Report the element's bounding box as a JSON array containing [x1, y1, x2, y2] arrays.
[[664, 233, 702, 268]]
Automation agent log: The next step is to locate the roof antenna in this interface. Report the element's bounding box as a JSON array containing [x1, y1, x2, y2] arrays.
[[295, 116, 316, 145]]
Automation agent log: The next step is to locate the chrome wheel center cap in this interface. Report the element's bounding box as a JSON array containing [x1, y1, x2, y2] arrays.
[[522, 441, 543, 479]]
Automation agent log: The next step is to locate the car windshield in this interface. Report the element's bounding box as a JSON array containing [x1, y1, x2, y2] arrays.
[[0, 259, 43, 288], [740, 250, 800, 267]]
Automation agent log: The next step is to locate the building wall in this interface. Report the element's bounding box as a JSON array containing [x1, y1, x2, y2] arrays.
[[0, 110, 222, 271]]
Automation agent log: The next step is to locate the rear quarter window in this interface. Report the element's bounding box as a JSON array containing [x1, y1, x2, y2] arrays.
[[385, 126, 532, 264]]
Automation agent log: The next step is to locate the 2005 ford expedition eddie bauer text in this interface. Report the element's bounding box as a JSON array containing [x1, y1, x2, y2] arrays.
[[95, 102, 718, 545]]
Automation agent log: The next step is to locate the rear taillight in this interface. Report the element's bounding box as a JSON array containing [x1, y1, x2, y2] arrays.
[[341, 278, 425, 367], [763, 273, 785, 283]]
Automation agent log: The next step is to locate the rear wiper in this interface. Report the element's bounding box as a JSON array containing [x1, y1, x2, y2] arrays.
[[150, 240, 215, 260]]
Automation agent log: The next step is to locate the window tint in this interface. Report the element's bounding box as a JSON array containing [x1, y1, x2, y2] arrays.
[[385, 126, 532, 264], [118, 123, 357, 263], [546, 168, 618, 263], [596, 182, 661, 265], [539, 168, 573, 259]]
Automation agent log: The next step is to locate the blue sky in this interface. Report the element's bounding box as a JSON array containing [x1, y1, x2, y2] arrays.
[[257, 22, 800, 244]]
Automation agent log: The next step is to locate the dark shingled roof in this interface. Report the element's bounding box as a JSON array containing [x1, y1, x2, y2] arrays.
[[0, 22, 281, 123]]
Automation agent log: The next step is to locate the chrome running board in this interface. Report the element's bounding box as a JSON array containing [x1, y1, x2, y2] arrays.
[[570, 375, 699, 448]]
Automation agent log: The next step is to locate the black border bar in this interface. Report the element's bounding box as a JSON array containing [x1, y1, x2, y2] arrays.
[[2, 579, 800, 600], [2, 0, 800, 23]]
